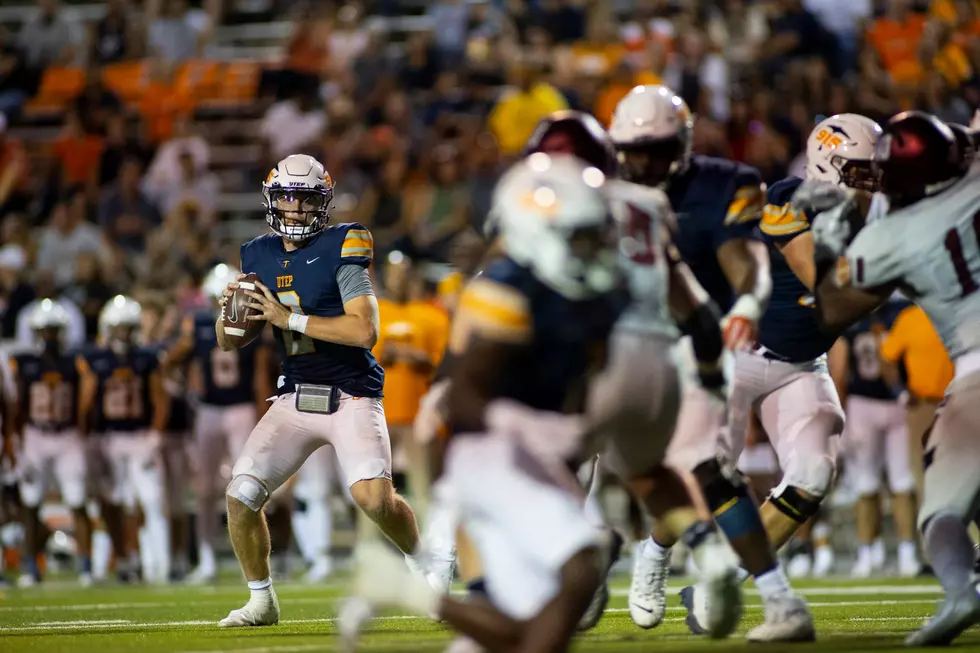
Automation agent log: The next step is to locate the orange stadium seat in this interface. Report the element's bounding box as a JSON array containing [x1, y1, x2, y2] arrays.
[[175, 60, 222, 101], [101, 61, 150, 106], [24, 67, 85, 115], [211, 61, 261, 105]]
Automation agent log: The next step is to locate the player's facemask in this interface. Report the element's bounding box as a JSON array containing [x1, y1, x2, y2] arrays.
[[617, 135, 687, 189], [107, 325, 138, 355], [266, 188, 333, 242], [35, 327, 62, 355], [836, 158, 880, 193]]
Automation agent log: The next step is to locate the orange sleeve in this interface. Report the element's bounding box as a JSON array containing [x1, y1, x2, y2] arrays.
[[428, 309, 451, 368], [880, 308, 912, 362]]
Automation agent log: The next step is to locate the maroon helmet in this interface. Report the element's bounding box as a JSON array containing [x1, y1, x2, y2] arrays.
[[524, 111, 619, 177], [873, 111, 970, 207]]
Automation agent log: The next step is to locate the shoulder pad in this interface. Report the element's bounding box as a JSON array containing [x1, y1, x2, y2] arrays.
[[334, 223, 374, 267], [761, 177, 810, 238], [765, 177, 804, 207]]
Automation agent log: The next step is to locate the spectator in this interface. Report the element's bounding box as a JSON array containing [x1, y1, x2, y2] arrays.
[[98, 156, 162, 257], [758, 0, 829, 75], [0, 28, 33, 117], [534, 0, 587, 44], [428, 0, 471, 64], [400, 32, 441, 93], [880, 302, 955, 501], [61, 250, 114, 340], [73, 66, 122, 134], [0, 114, 29, 216], [152, 150, 220, 220], [0, 243, 34, 339], [488, 61, 568, 156], [328, 4, 370, 74], [463, 130, 502, 235], [259, 88, 326, 162], [148, 0, 203, 64], [707, 0, 769, 72], [143, 117, 209, 195], [358, 154, 408, 253], [90, 0, 137, 65], [352, 29, 393, 103], [401, 145, 469, 260], [803, 0, 871, 71], [37, 189, 106, 290], [567, 10, 625, 78], [16, 0, 79, 75], [920, 71, 973, 124], [51, 110, 105, 193], [139, 61, 196, 146], [866, 0, 927, 86]]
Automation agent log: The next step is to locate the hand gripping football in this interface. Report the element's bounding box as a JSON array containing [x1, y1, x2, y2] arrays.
[[221, 272, 264, 348]]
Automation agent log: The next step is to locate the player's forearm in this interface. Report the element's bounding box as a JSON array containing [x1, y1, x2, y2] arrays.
[[150, 377, 170, 433], [297, 314, 379, 350], [719, 239, 771, 321], [814, 263, 885, 331]]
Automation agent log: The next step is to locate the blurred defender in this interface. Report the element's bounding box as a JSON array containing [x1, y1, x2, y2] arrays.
[[79, 296, 172, 583], [11, 300, 91, 586], [167, 264, 274, 583], [809, 111, 978, 646]]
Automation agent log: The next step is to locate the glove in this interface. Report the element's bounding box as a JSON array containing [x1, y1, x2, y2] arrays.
[[811, 191, 860, 257], [721, 295, 762, 351], [790, 179, 851, 216]]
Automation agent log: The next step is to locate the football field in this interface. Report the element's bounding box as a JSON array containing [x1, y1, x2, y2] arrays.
[[2, 575, 975, 653]]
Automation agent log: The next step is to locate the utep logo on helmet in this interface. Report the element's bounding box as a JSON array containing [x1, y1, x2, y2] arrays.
[[816, 125, 850, 151]]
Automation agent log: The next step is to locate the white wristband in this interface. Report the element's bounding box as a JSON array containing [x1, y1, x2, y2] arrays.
[[726, 294, 763, 324], [288, 313, 309, 334]]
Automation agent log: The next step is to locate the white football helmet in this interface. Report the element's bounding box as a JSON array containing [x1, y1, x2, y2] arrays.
[[608, 84, 694, 188], [491, 153, 620, 299], [805, 113, 882, 191], [27, 298, 71, 345], [262, 154, 334, 241], [202, 263, 240, 301], [99, 295, 142, 352]]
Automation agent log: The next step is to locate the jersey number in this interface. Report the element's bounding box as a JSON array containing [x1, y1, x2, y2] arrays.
[[103, 377, 144, 421], [277, 291, 315, 356], [943, 210, 980, 297], [210, 348, 240, 388], [852, 331, 881, 382], [29, 382, 73, 424], [626, 204, 657, 266]]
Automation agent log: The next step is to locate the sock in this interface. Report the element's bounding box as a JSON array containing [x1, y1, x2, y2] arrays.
[[856, 544, 871, 561], [898, 540, 918, 559], [78, 556, 92, 575], [924, 514, 975, 594], [92, 530, 112, 580], [199, 542, 216, 572], [23, 554, 39, 578], [754, 565, 791, 601], [642, 537, 669, 560], [248, 576, 273, 601]]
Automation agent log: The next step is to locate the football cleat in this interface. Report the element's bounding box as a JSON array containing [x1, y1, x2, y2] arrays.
[[746, 594, 816, 643], [218, 587, 280, 627], [628, 540, 672, 629]]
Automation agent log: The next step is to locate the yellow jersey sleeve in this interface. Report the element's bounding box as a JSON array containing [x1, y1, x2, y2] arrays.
[[456, 277, 532, 344], [340, 227, 374, 263], [760, 202, 810, 237], [725, 184, 765, 225]]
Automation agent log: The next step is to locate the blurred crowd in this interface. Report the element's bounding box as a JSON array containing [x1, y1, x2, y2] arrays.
[[0, 0, 976, 340]]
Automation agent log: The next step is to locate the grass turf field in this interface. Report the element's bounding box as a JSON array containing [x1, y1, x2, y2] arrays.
[[1, 575, 975, 653]]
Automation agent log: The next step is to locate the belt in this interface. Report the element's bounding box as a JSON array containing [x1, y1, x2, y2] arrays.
[[752, 343, 790, 362]]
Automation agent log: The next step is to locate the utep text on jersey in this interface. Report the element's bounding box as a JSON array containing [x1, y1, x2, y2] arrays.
[[79, 346, 159, 433], [845, 300, 910, 400], [240, 222, 384, 397], [193, 309, 258, 406], [756, 176, 839, 362], [666, 155, 765, 312], [457, 257, 629, 414], [11, 351, 80, 430]]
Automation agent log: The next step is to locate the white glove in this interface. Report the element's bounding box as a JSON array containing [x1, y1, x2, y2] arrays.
[[790, 179, 850, 216], [811, 191, 859, 257]]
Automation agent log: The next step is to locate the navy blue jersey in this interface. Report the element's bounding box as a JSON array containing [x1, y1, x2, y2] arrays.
[[152, 340, 191, 433], [456, 257, 628, 413], [844, 300, 910, 400], [80, 347, 159, 433], [192, 310, 258, 406], [667, 155, 766, 312], [11, 351, 79, 431], [756, 176, 839, 362], [241, 224, 384, 397]]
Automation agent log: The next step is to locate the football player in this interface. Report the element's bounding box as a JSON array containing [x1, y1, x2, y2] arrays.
[[215, 154, 430, 627], [79, 296, 172, 583], [527, 110, 743, 635], [831, 297, 921, 578], [346, 153, 635, 651], [608, 84, 777, 636], [11, 300, 91, 587], [166, 263, 274, 584], [808, 111, 978, 646]]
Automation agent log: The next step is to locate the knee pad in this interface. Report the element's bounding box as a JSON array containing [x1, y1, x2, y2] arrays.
[[693, 458, 764, 540], [782, 452, 835, 499], [769, 485, 823, 524], [226, 475, 270, 513]]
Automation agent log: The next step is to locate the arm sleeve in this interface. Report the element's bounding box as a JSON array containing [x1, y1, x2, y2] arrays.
[[760, 201, 812, 245], [880, 309, 910, 362], [336, 264, 375, 304]]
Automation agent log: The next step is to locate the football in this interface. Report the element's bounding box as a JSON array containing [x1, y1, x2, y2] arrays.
[[221, 272, 264, 348]]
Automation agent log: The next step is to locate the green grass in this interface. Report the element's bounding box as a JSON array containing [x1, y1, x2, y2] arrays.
[[0, 575, 975, 652]]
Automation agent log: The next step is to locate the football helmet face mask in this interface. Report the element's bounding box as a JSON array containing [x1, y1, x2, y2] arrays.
[[99, 295, 142, 355], [263, 154, 334, 242], [491, 153, 620, 300], [609, 85, 694, 189], [873, 111, 969, 208], [805, 113, 882, 192], [949, 122, 977, 168], [525, 111, 619, 176]]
